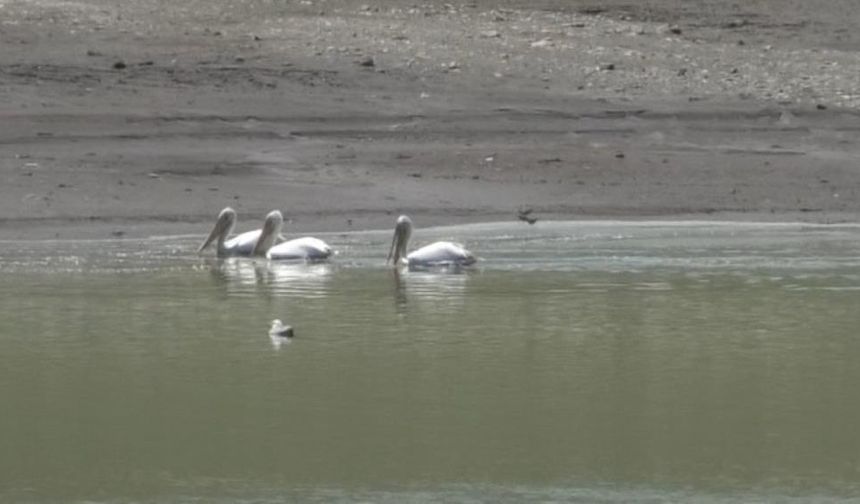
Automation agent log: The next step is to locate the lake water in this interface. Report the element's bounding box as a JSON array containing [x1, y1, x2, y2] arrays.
[[2, 221, 860, 503]]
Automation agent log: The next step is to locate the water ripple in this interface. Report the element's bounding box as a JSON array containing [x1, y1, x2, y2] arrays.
[[2, 221, 860, 280]]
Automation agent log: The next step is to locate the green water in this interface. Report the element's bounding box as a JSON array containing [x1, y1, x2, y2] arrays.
[[2, 222, 860, 502]]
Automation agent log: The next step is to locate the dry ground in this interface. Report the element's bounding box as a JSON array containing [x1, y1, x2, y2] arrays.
[[1, 0, 860, 239]]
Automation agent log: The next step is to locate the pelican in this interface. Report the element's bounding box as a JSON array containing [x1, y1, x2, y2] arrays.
[[387, 215, 476, 268], [198, 207, 280, 257], [254, 210, 334, 261], [269, 319, 294, 338]]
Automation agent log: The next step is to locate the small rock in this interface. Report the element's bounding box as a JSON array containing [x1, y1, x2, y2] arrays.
[[601, 63, 616, 71], [86, 49, 102, 57], [358, 56, 375, 67], [615, 152, 625, 159], [816, 104, 827, 110], [447, 61, 460, 70], [113, 60, 127, 70], [480, 30, 500, 38], [669, 25, 682, 35], [530, 38, 552, 48]]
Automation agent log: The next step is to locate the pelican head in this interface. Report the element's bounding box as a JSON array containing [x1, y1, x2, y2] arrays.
[[252, 210, 284, 256], [269, 319, 294, 338], [198, 207, 237, 254], [387, 215, 413, 265]]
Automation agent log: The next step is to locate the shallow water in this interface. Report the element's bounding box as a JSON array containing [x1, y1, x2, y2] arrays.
[[2, 221, 860, 503]]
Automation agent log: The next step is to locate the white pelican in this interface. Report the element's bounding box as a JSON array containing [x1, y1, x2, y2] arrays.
[[198, 207, 259, 257], [198, 207, 281, 257], [254, 210, 334, 261], [387, 215, 476, 268], [269, 319, 294, 338]]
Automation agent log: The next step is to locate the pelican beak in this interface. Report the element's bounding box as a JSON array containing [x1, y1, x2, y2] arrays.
[[387, 219, 410, 265], [387, 226, 400, 265], [198, 214, 230, 253]]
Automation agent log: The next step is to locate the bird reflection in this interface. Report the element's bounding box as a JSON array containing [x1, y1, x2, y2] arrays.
[[391, 268, 409, 312], [269, 334, 292, 350], [206, 257, 333, 298], [390, 266, 472, 315]]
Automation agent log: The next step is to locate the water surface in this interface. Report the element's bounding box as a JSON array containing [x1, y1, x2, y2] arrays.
[[2, 221, 860, 502]]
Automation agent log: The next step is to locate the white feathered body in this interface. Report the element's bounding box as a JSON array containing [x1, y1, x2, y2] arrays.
[[266, 236, 333, 261], [405, 241, 475, 267], [222, 229, 264, 256]]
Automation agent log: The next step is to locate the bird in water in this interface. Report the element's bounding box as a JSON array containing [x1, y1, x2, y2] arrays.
[[387, 215, 476, 268], [269, 319, 294, 338], [252, 210, 334, 261], [198, 207, 281, 257]]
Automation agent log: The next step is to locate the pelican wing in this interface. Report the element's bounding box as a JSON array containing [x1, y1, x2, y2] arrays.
[[266, 237, 333, 261], [406, 241, 475, 267]]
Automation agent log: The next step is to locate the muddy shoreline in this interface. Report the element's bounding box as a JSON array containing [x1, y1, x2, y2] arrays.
[[2, 0, 860, 241]]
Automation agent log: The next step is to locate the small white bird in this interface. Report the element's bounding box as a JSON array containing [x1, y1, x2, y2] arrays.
[[269, 319, 294, 338], [387, 215, 476, 268]]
